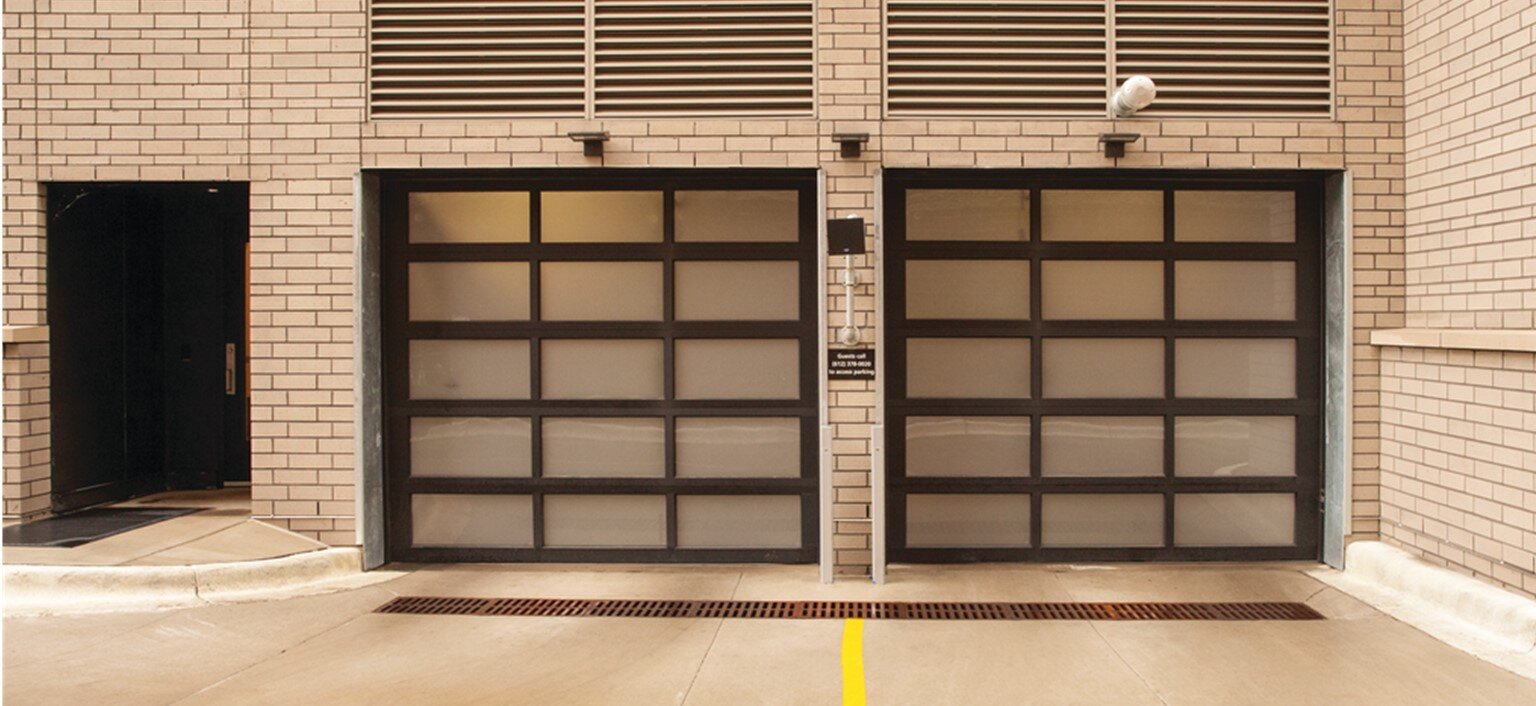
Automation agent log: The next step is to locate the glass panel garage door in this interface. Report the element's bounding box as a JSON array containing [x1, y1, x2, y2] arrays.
[[886, 172, 1321, 562], [384, 170, 818, 562]]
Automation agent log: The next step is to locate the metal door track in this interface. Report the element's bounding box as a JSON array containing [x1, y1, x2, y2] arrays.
[[375, 597, 1324, 621]]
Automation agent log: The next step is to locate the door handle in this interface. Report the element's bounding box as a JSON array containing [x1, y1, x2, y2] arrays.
[[224, 343, 237, 395]]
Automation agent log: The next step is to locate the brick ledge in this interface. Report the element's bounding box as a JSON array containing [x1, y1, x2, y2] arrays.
[[1370, 328, 1536, 353], [1, 326, 48, 344]]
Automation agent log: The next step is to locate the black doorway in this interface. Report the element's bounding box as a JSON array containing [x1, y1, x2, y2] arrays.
[[47, 183, 250, 513]]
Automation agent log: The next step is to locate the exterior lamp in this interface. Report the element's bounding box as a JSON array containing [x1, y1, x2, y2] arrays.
[[1110, 75, 1157, 117]]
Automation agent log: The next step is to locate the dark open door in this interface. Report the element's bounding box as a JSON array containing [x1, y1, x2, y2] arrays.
[[47, 183, 250, 513], [48, 186, 133, 511]]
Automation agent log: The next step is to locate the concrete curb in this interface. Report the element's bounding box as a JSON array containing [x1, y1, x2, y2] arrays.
[[4, 547, 366, 616], [1343, 541, 1536, 652], [1308, 541, 1536, 681]]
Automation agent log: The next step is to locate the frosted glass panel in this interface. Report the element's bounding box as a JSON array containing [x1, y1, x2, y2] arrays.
[[412, 494, 533, 547], [410, 418, 531, 478], [541, 192, 663, 243], [1042, 261, 1164, 320], [675, 261, 799, 321], [1175, 493, 1295, 546], [907, 494, 1031, 548], [1042, 339, 1163, 398], [676, 339, 799, 399], [1175, 261, 1295, 320], [409, 192, 530, 243], [906, 189, 1029, 241], [543, 418, 664, 478], [677, 418, 800, 478], [907, 338, 1030, 399], [409, 262, 530, 321], [675, 191, 799, 242], [677, 496, 801, 549], [906, 417, 1030, 477], [1175, 191, 1295, 243], [544, 495, 667, 548], [1042, 190, 1163, 241], [409, 340, 530, 400], [1175, 416, 1296, 477], [1176, 339, 1295, 398], [541, 262, 663, 321], [906, 260, 1030, 319], [541, 339, 664, 399], [1042, 417, 1162, 477], [1042, 494, 1163, 547]]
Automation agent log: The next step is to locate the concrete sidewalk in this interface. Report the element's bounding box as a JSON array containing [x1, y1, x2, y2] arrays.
[[3, 490, 375, 615], [2, 489, 325, 567], [7, 562, 1536, 705]]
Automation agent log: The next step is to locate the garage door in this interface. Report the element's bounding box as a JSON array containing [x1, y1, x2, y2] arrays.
[[884, 171, 1321, 562], [383, 170, 818, 562]]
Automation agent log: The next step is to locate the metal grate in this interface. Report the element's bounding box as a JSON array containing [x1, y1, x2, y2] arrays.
[[376, 597, 1325, 621]]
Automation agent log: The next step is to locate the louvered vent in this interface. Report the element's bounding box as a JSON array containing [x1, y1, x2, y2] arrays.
[[886, 0, 1110, 117], [371, 0, 587, 118], [1114, 0, 1332, 117], [592, 0, 815, 117]]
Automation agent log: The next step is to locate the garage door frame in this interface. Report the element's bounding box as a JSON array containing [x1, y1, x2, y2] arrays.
[[881, 169, 1325, 564], [379, 168, 822, 564]]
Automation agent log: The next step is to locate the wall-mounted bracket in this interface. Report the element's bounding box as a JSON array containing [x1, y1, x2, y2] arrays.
[[1098, 132, 1141, 158], [831, 132, 870, 159], [568, 131, 611, 157]]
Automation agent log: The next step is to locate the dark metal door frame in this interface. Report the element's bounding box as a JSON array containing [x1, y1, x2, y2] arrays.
[[45, 182, 250, 513], [381, 168, 820, 563], [882, 169, 1324, 563]]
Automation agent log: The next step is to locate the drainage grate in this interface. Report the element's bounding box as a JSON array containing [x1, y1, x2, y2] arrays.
[[375, 597, 1324, 621]]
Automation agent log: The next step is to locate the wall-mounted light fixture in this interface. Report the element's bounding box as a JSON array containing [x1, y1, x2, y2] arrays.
[[1111, 75, 1157, 118], [827, 216, 866, 346], [568, 131, 610, 157], [831, 133, 870, 158], [1098, 132, 1142, 158]]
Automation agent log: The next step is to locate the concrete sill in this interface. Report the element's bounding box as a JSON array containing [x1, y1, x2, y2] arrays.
[[1, 326, 48, 344], [1371, 328, 1536, 353]]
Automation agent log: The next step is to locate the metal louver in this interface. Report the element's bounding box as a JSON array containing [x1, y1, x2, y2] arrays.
[[371, 0, 588, 118], [593, 0, 816, 117], [369, 0, 815, 119], [885, 1, 1332, 119], [886, 0, 1110, 117], [1114, 0, 1332, 118]]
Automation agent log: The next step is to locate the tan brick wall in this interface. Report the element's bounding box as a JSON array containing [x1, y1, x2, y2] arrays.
[[1377, 0, 1536, 596], [1402, 0, 1535, 330], [4, 0, 52, 518], [4, 0, 1408, 575], [1379, 347, 1536, 598]]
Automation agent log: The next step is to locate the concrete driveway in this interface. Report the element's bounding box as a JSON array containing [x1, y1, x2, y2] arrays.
[[6, 563, 1536, 705]]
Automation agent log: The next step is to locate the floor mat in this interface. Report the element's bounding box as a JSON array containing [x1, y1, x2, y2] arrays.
[[3, 507, 205, 548]]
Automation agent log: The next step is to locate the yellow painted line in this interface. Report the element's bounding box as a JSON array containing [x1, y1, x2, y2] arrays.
[[841, 618, 867, 706]]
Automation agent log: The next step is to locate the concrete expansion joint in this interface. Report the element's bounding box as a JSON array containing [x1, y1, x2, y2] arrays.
[[2, 547, 389, 617]]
